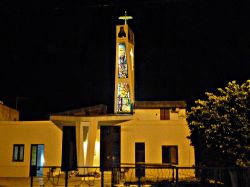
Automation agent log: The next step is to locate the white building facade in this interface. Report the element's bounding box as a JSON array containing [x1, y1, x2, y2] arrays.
[[0, 19, 194, 178]]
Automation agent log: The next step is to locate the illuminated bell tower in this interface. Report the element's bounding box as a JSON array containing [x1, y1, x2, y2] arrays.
[[114, 11, 135, 114]]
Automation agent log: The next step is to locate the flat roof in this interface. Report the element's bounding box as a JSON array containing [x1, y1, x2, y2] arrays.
[[50, 104, 107, 116], [134, 101, 186, 109]]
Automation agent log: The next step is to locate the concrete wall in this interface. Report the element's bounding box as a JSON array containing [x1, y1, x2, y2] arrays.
[[133, 109, 186, 121], [86, 109, 194, 168], [120, 119, 195, 167], [0, 121, 62, 177], [0, 104, 19, 121]]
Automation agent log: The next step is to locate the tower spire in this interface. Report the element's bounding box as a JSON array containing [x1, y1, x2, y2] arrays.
[[115, 12, 135, 114], [119, 11, 133, 25]]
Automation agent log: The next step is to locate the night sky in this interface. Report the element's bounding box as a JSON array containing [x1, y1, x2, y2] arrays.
[[1, 0, 250, 120]]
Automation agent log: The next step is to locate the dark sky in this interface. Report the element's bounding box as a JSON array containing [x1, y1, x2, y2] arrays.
[[1, 0, 250, 120]]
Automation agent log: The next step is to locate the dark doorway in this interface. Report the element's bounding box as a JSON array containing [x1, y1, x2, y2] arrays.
[[100, 126, 121, 171], [61, 126, 77, 171], [30, 144, 44, 176], [135, 142, 145, 177]]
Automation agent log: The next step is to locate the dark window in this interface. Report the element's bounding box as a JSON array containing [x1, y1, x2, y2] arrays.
[[13, 144, 24, 162], [162, 146, 178, 164], [160, 109, 170, 120]]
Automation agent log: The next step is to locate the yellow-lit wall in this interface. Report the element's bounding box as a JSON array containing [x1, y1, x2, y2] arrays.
[[133, 109, 186, 121], [120, 119, 195, 167], [0, 104, 19, 121], [88, 109, 194, 167], [0, 121, 62, 177], [133, 109, 160, 120], [0, 110, 194, 177]]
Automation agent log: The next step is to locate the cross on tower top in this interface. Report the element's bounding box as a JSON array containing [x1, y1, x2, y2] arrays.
[[119, 11, 133, 25]]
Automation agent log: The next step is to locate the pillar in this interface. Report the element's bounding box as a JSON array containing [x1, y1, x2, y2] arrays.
[[75, 120, 84, 167], [85, 121, 98, 166]]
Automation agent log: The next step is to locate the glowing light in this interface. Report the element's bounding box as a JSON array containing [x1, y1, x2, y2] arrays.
[[94, 141, 100, 156], [93, 141, 100, 166], [40, 153, 45, 166], [83, 140, 88, 164], [118, 11, 133, 25], [130, 48, 134, 71]]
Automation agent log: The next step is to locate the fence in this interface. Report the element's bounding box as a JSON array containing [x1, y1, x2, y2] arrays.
[[30, 165, 250, 187]]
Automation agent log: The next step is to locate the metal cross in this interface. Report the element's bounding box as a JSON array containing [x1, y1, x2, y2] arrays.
[[119, 11, 133, 25]]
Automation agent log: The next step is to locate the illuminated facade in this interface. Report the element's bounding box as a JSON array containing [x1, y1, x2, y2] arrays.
[[114, 24, 135, 113], [0, 15, 195, 178]]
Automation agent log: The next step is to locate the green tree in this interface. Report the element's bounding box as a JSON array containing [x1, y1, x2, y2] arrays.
[[187, 80, 250, 167]]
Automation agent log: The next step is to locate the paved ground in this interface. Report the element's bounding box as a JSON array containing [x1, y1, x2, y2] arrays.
[[0, 177, 158, 187], [0, 177, 105, 187], [0, 177, 31, 187]]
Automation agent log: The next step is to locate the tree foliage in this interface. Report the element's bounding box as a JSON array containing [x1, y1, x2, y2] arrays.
[[187, 80, 250, 167]]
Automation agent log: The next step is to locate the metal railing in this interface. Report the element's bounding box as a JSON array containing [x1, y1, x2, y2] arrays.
[[30, 165, 250, 187]]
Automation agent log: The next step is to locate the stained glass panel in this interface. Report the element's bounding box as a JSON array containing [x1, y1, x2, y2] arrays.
[[117, 82, 131, 113], [118, 43, 128, 78]]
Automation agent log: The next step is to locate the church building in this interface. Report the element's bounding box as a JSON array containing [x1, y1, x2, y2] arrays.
[[0, 13, 195, 178]]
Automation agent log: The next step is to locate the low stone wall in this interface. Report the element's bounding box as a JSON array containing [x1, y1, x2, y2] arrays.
[[0, 104, 19, 121]]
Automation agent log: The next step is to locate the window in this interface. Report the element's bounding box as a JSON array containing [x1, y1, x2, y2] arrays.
[[160, 109, 170, 120], [118, 43, 128, 78], [162, 146, 178, 165], [117, 82, 131, 113], [13, 144, 24, 162]]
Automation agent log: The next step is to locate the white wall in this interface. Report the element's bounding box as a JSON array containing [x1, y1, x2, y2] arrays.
[[134, 108, 186, 121], [0, 121, 62, 177], [120, 120, 195, 167], [133, 109, 160, 120]]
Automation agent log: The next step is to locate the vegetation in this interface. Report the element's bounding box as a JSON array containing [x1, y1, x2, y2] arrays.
[[187, 80, 250, 167]]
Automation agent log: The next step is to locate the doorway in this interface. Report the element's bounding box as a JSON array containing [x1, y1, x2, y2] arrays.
[[135, 142, 145, 177], [30, 144, 45, 176]]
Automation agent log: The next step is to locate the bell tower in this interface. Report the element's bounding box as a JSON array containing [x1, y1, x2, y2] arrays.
[[114, 11, 135, 114]]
